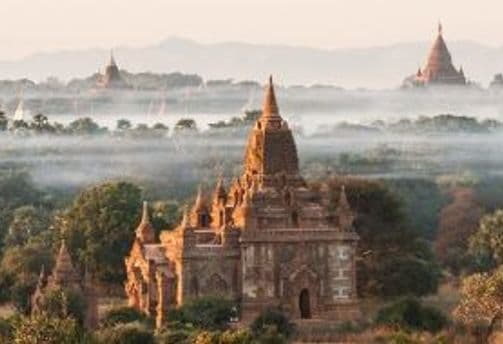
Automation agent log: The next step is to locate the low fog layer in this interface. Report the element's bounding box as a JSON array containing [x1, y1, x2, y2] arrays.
[[1, 128, 502, 198], [3, 87, 503, 135]]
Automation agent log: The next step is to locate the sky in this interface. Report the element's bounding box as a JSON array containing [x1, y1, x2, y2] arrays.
[[1, 0, 502, 60]]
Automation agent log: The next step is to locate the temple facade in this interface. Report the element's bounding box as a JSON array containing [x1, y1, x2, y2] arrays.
[[403, 23, 467, 87], [96, 52, 131, 89], [31, 241, 98, 329], [125, 77, 360, 328]]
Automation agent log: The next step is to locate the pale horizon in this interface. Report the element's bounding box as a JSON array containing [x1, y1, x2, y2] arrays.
[[2, 0, 503, 60]]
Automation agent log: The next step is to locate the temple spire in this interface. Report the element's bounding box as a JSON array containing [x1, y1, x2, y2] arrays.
[[213, 177, 227, 204], [262, 75, 280, 118], [50, 240, 81, 287], [337, 185, 355, 232], [110, 49, 117, 67], [192, 185, 207, 212], [438, 21, 443, 36], [141, 201, 150, 225], [135, 201, 155, 243]]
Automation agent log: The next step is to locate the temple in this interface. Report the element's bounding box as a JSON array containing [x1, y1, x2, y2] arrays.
[[96, 51, 131, 89], [31, 241, 98, 329], [125, 76, 360, 328], [403, 23, 467, 87]]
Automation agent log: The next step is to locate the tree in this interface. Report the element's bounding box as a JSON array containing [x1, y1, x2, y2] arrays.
[[67, 117, 104, 135], [250, 308, 295, 339], [323, 177, 440, 298], [0, 240, 53, 313], [166, 296, 236, 331], [30, 114, 53, 134], [95, 322, 154, 344], [57, 181, 142, 284], [101, 306, 150, 328], [454, 266, 503, 330], [12, 314, 82, 344], [4, 206, 50, 247], [435, 187, 483, 274], [0, 111, 7, 131], [376, 297, 447, 333], [116, 119, 132, 131], [174, 118, 198, 135], [0, 172, 47, 249], [469, 209, 503, 270], [38, 288, 87, 326]]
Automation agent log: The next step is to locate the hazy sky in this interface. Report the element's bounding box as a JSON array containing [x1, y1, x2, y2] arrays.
[[2, 0, 502, 60]]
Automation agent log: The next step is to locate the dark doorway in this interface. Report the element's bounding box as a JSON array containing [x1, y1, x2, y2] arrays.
[[299, 288, 311, 319]]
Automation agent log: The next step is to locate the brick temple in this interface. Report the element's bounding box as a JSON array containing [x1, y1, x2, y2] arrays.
[[403, 23, 467, 87], [125, 76, 360, 328]]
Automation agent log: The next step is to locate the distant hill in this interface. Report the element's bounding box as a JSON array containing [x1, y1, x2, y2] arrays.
[[0, 37, 502, 89]]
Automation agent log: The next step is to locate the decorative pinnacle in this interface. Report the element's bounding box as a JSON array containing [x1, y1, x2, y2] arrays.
[[438, 21, 443, 36], [140, 201, 150, 224], [181, 205, 189, 227], [110, 49, 117, 66], [262, 75, 280, 118], [338, 185, 351, 211]]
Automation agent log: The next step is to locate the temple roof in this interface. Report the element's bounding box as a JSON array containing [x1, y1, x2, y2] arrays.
[[417, 23, 466, 85]]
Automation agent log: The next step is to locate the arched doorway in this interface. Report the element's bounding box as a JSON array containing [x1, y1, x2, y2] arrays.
[[299, 288, 311, 319]]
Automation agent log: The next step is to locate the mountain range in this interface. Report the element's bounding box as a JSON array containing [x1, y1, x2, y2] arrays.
[[1, 36, 502, 89]]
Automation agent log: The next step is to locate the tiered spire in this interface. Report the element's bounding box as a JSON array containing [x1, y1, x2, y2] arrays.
[[243, 74, 301, 185], [337, 185, 355, 232], [110, 49, 117, 67], [213, 177, 227, 203], [135, 201, 155, 243], [262, 75, 280, 119], [192, 186, 208, 213], [50, 240, 81, 287]]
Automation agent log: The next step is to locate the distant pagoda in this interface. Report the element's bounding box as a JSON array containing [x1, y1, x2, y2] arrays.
[[96, 51, 132, 89], [403, 23, 467, 87]]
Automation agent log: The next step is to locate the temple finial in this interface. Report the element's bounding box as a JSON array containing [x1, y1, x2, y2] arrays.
[[438, 21, 443, 36], [262, 75, 280, 118], [110, 49, 116, 66], [141, 201, 150, 224], [181, 205, 189, 228]]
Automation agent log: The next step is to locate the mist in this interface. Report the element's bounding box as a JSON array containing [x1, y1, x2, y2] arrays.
[[2, 86, 503, 198]]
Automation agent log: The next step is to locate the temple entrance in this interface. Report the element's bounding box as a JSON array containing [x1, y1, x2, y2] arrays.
[[299, 288, 311, 319]]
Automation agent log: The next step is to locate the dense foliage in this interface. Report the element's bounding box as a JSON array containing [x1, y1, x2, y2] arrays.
[[249, 308, 295, 339], [469, 209, 503, 270], [101, 306, 150, 327], [376, 297, 448, 333], [435, 187, 483, 274], [166, 297, 236, 331], [12, 314, 82, 344], [95, 321, 154, 344], [324, 177, 440, 298], [57, 181, 142, 284]]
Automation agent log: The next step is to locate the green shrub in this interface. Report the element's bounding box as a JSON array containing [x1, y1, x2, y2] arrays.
[[101, 306, 150, 327], [375, 329, 419, 344], [254, 325, 288, 344], [376, 297, 448, 333], [95, 321, 154, 344], [12, 314, 82, 344], [38, 287, 86, 325], [250, 308, 295, 339], [155, 324, 195, 344], [166, 296, 236, 331], [0, 316, 14, 342]]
